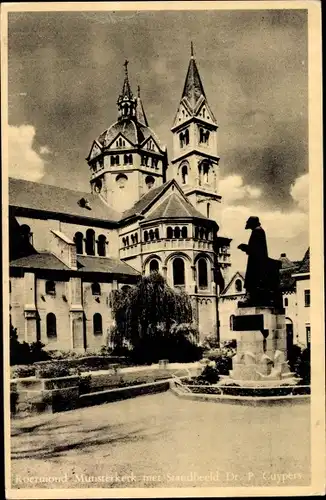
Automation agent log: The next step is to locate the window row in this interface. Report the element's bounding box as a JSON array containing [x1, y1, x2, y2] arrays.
[[141, 154, 159, 169], [166, 226, 188, 239], [74, 231, 107, 256], [46, 312, 103, 337], [44, 281, 103, 297], [122, 233, 139, 247], [110, 154, 133, 166], [148, 257, 209, 289], [144, 228, 160, 242], [178, 127, 210, 148], [194, 226, 212, 240]]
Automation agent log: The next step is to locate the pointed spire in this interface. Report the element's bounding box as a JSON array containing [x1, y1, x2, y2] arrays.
[[117, 60, 136, 120], [121, 59, 133, 100], [181, 46, 206, 110], [135, 85, 148, 126]]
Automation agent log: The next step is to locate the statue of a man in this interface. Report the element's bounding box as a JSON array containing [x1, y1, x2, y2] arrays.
[[237, 216, 270, 306]]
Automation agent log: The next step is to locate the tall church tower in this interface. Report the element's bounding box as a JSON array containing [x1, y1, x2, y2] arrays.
[[86, 61, 168, 213], [171, 44, 221, 219]]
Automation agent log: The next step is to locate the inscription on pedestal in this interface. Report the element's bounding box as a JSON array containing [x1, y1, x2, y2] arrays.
[[232, 314, 264, 331]]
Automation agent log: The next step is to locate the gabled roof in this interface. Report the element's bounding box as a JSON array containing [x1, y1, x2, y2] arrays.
[[9, 178, 121, 223], [10, 252, 140, 277], [146, 191, 206, 221], [120, 180, 174, 221], [220, 271, 245, 296]]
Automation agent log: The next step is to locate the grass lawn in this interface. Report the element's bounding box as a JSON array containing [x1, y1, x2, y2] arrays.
[[10, 391, 310, 489]]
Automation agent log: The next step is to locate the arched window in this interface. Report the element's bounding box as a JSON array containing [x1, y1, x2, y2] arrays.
[[46, 313, 57, 338], [198, 259, 208, 289], [149, 229, 154, 241], [45, 281, 56, 296], [207, 203, 210, 218], [179, 132, 184, 148], [203, 162, 209, 183], [93, 313, 103, 335], [97, 235, 106, 257], [21, 224, 32, 245], [149, 259, 159, 273], [145, 175, 155, 189], [284, 297, 289, 307], [122, 237, 126, 247], [235, 279, 242, 292], [124, 154, 133, 165], [181, 164, 188, 184], [173, 258, 185, 286], [144, 231, 149, 242], [195, 227, 199, 239], [85, 229, 95, 256], [92, 282, 101, 296], [131, 235, 135, 245], [154, 228, 159, 240], [121, 285, 131, 293], [74, 232, 84, 254], [167, 227, 173, 239], [174, 227, 180, 239], [199, 227, 205, 240], [116, 173, 127, 189], [134, 233, 138, 244], [126, 236, 129, 246], [152, 158, 159, 169], [184, 129, 189, 145], [181, 226, 188, 238]]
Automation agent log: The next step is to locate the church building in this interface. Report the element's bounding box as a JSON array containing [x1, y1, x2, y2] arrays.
[[9, 48, 232, 352]]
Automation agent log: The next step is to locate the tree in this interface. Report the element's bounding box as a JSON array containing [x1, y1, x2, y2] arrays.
[[110, 272, 200, 363]]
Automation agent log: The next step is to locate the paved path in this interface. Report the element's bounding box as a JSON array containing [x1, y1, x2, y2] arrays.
[[10, 392, 310, 489]]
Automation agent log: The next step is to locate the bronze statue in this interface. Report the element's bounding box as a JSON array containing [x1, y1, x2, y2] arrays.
[[238, 216, 282, 307]]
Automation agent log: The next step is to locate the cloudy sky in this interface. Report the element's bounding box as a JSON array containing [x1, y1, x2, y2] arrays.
[[7, 8, 309, 272]]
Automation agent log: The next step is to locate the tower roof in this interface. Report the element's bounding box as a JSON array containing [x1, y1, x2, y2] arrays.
[[118, 60, 133, 101], [181, 44, 206, 110], [136, 85, 148, 126]]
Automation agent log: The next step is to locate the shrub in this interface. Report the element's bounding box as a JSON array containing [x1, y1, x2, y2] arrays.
[[35, 362, 71, 379], [197, 364, 220, 384], [10, 322, 51, 365], [11, 365, 36, 378]]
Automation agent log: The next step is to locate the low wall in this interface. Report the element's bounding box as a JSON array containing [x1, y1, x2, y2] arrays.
[[169, 381, 311, 406], [11, 362, 201, 415]]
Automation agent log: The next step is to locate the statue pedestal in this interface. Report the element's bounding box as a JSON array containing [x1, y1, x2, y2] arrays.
[[228, 306, 295, 385]]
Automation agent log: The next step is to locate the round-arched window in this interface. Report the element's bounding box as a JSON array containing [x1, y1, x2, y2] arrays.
[[85, 229, 95, 256], [93, 313, 103, 335], [235, 279, 242, 292], [74, 232, 84, 254], [173, 258, 185, 286], [149, 259, 159, 273], [46, 313, 57, 338], [145, 175, 155, 189], [166, 227, 173, 239], [181, 226, 188, 238], [174, 227, 181, 239], [198, 259, 208, 289], [116, 173, 128, 188], [97, 235, 107, 257]]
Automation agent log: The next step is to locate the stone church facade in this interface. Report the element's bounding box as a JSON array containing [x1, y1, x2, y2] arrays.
[[9, 50, 231, 352]]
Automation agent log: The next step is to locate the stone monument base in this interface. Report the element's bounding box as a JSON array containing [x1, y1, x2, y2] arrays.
[[225, 305, 298, 385]]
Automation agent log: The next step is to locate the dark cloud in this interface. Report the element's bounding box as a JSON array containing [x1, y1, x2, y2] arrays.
[[8, 9, 308, 202]]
